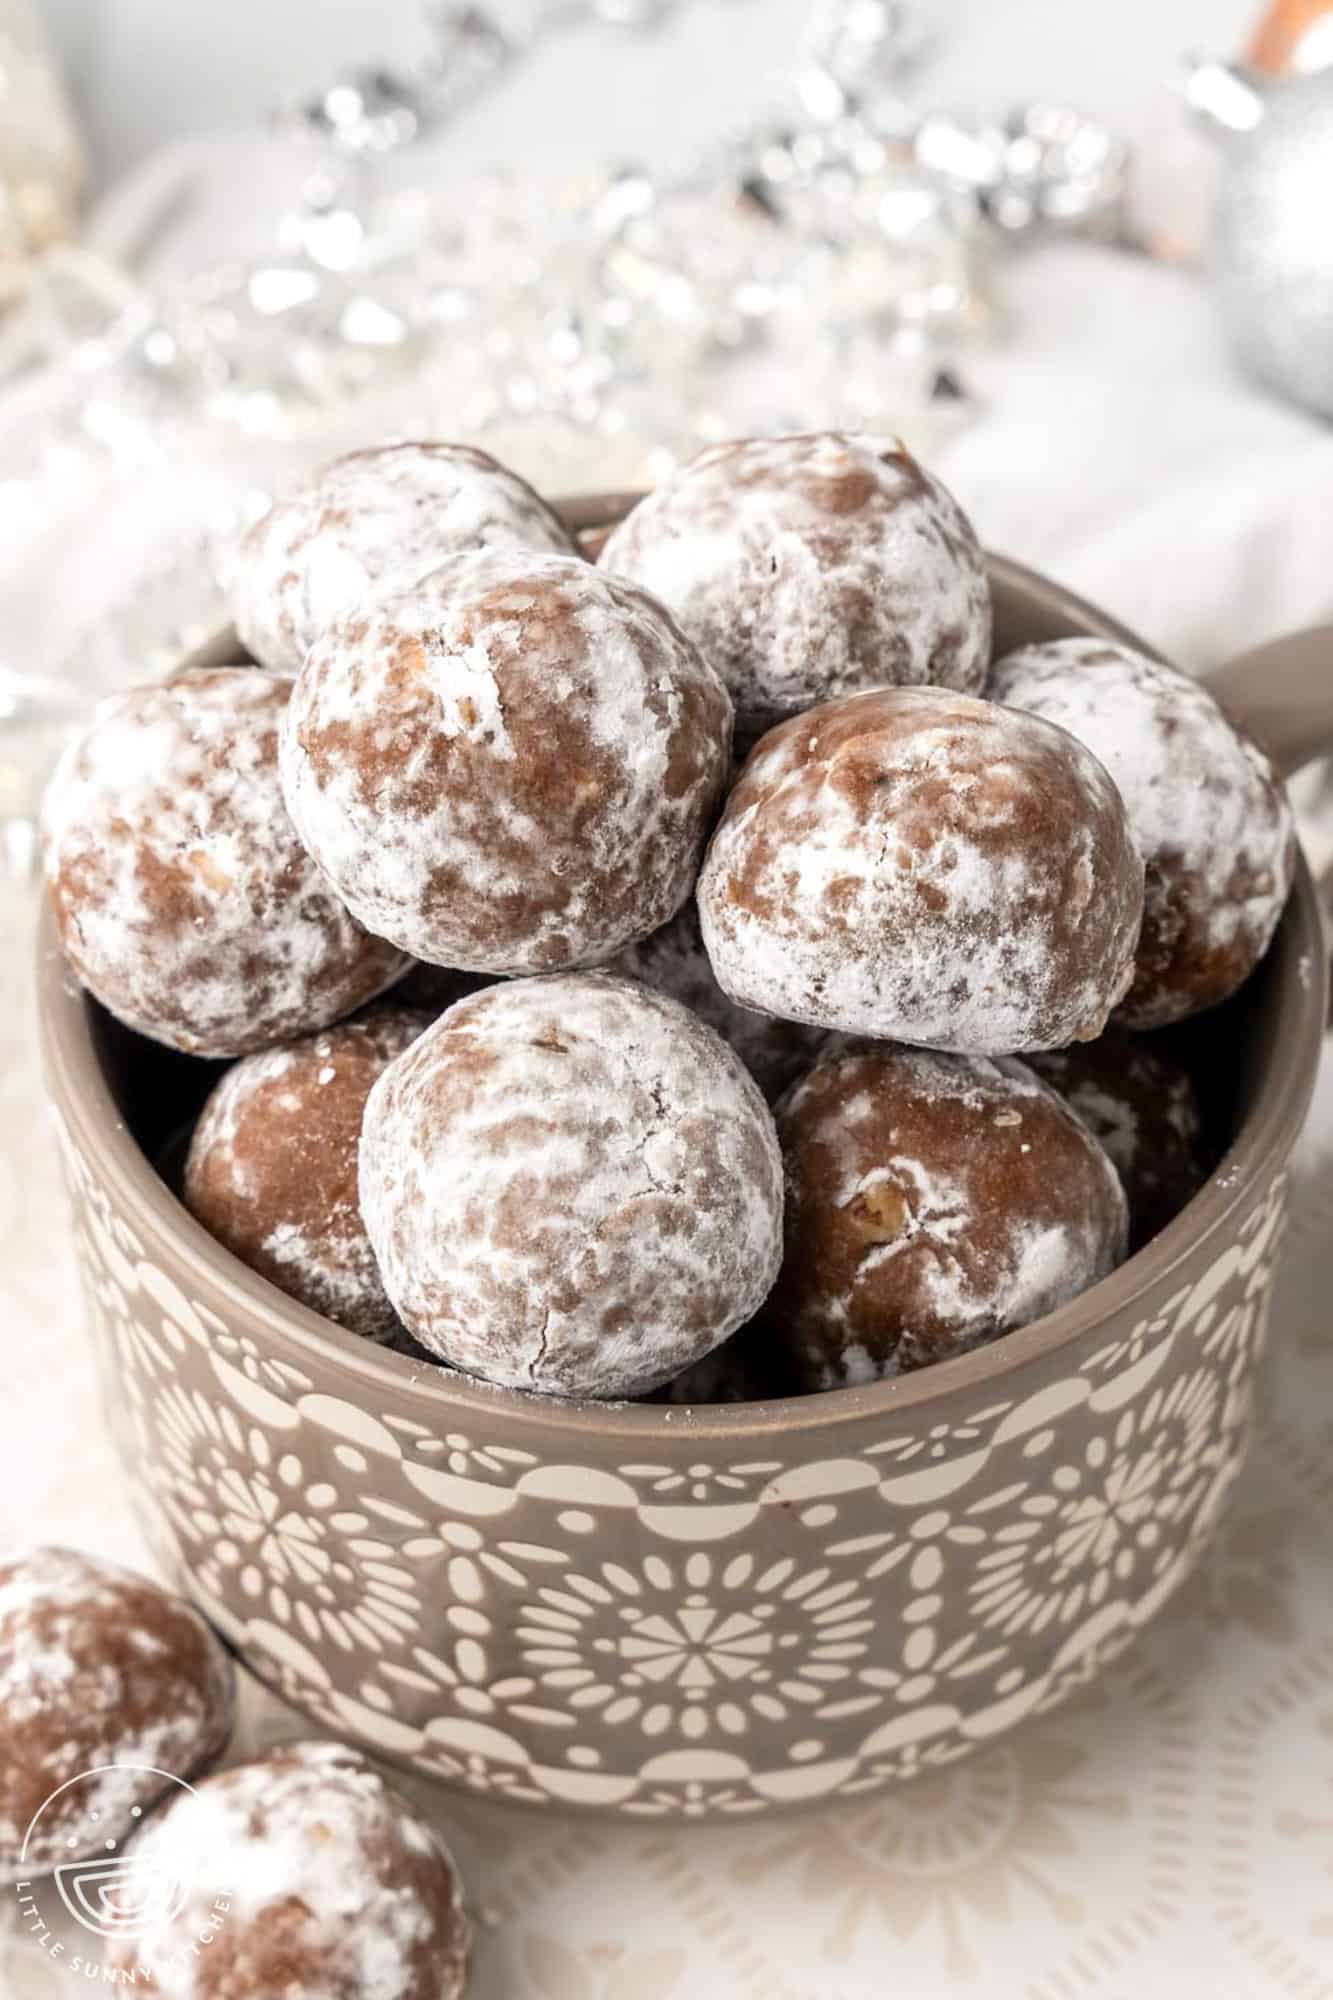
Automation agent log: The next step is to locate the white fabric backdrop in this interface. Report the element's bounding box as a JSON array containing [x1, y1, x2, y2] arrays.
[[45, 0, 1255, 200]]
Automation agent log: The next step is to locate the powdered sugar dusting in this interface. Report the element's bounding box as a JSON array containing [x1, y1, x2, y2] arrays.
[[599, 431, 991, 736], [770, 1043, 1128, 1389], [41, 668, 406, 1057], [359, 971, 784, 1399], [231, 440, 577, 674], [698, 685, 1144, 1053], [0, 1548, 234, 1883], [990, 638, 1296, 1026], [110, 1742, 470, 2000], [281, 550, 733, 973], [185, 1007, 430, 1339]]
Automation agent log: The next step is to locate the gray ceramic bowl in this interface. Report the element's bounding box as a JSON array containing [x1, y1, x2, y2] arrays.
[[38, 496, 1330, 1822]]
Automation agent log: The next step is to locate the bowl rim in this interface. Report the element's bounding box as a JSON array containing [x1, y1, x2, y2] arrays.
[[36, 545, 1329, 1442]]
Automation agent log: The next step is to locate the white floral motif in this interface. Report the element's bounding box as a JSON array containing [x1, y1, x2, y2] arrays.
[[62, 1074, 1286, 1820], [382, 1414, 539, 1479], [968, 1369, 1223, 1639], [144, 1388, 420, 1655], [1201, 1294, 1268, 1383], [617, 1459, 782, 1502], [108, 1295, 178, 1385], [864, 1411, 1008, 1468], [825, 1512, 1009, 1703], [211, 1324, 315, 1400], [517, 1551, 875, 1740], [412, 1742, 548, 1806], [1083, 1282, 1194, 1379], [363, 1516, 572, 1731]]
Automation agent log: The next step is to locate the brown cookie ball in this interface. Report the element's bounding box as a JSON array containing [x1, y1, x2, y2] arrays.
[[42, 669, 406, 1058], [599, 433, 991, 738], [1028, 1030, 1208, 1253], [185, 1006, 432, 1338], [768, 1043, 1128, 1389], [697, 685, 1144, 1053], [231, 440, 576, 674], [989, 638, 1296, 1026], [281, 552, 733, 973], [109, 1741, 470, 2000], [1, 1548, 235, 1885], [359, 972, 784, 1399], [607, 900, 826, 1101]]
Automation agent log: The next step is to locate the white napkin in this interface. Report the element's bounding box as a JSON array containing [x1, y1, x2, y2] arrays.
[[936, 239, 1333, 674]]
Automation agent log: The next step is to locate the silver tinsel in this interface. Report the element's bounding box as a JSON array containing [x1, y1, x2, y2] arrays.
[[11, 0, 1130, 480], [0, 0, 1130, 856], [1187, 60, 1333, 420], [914, 101, 1127, 236]]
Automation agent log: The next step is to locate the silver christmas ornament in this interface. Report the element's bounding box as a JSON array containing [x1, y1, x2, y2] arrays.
[[914, 101, 1127, 236], [1186, 57, 1333, 418]]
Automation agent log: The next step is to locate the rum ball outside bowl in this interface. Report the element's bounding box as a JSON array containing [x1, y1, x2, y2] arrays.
[[0, 1547, 235, 1885], [109, 1741, 470, 2000]]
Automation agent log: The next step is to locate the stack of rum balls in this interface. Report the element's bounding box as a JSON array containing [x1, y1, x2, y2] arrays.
[[0, 1548, 472, 1997], [43, 434, 1297, 1404]]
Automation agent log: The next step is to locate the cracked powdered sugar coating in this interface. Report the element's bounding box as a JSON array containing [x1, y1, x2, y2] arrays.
[[767, 1042, 1128, 1389], [41, 668, 407, 1057], [185, 1005, 432, 1339], [0, 1547, 235, 1884], [110, 1741, 470, 2000], [697, 685, 1144, 1053], [359, 971, 785, 1398], [989, 637, 1296, 1027], [231, 440, 577, 674], [598, 431, 991, 738], [281, 549, 733, 972]]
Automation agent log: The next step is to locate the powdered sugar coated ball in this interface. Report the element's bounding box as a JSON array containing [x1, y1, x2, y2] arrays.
[[697, 685, 1144, 1053], [109, 1741, 470, 2000], [599, 433, 991, 737], [1, 1548, 235, 1885], [281, 551, 733, 973], [607, 899, 826, 1101], [42, 669, 406, 1057], [359, 972, 784, 1399], [768, 1042, 1128, 1389], [185, 1006, 432, 1339], [989, 638, 1296, 1026], [231, 440, 576, 674]]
